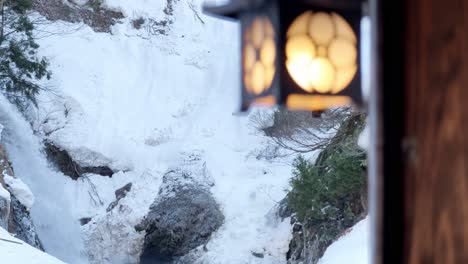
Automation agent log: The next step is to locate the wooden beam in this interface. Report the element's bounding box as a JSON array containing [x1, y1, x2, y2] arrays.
[[403, 0, 468, 263], [372, 0, 468, 263]]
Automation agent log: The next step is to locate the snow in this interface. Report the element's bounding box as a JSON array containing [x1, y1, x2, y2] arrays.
[[0, 0, 370, 263], [0, 226, 65, 264], [0, 182, 10, 202], [358, 122, 369, 150], [0, 94, 87, 263], [27, 0, 295, 262], [3, 173, 35, 210], [319, 217, 370, 264], [103, 0, 167, 19]]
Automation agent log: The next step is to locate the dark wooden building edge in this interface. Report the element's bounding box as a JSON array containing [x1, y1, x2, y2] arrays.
[[371, 0, 468, 263]]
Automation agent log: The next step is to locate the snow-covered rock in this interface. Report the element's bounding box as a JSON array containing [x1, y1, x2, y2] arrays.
[[137, 156, 224, 263], [82, 171, 160, 264], [0, 226, 64, 264], [3, 174, 35, 211]]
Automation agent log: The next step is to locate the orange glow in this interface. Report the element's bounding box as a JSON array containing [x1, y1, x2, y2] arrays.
[[252, 95, 276, 107], [286, 94, 352, 111]]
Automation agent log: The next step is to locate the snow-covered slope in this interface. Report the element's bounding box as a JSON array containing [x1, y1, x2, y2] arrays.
[[0, 227, 64, 264], [319, 218, 369, 264], [3, 0, 293, 263]]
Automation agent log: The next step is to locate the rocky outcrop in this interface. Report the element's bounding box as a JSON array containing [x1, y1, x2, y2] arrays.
[[32, 0, 124, 33], [136, 157, 224, 263], [9, 195, 43, 250], [44, 142, 115, 180], [106, 182, 132, 212], [0, 191, 9, 229], [0, 144, 43, 250], [0, 145, 12, 229]]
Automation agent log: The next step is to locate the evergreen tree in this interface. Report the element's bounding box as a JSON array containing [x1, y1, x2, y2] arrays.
[[0, 0, 50, 108]]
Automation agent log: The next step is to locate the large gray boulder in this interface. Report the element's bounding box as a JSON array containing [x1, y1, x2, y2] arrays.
[[136, 157, 224, 263]]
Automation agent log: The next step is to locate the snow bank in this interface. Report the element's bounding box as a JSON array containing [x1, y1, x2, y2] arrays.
[[319, 217, 369, 264], [3, 173, 35, 210], [0, 227, 65, 264], [0, 183, 10, 202]]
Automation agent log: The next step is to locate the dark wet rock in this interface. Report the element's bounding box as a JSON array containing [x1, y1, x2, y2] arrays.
[[132, 17, 145, 30], [0, 145, 14, 177], [145, 0, 179, 36], [115, 183, 132, 199], [106, 182, 132, 212], [286, 216, 305, 262], [136, 158, 223, 263], [9, 195, 43, 250], [277, 197, 293, 220], [0, 145, 11, 229], [44, 142, 114, 180], [80, 217, 92, 226], [252, 251, 265, 258], [0, 194, 9, 229]]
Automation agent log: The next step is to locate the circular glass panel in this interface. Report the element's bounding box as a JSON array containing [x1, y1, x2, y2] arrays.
[[285, 12, 358, 94]]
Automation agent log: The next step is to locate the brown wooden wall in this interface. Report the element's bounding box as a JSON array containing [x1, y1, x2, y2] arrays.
[[403, 0, 468, 263]]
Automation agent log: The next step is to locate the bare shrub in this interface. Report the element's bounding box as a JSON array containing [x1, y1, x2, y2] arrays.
[[250, 107, 355, 154]]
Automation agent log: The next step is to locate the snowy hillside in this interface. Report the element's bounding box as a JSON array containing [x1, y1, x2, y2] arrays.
[[0, 0, 369, 263], [4, 0, 293, 263], [0, 227, 64, 264], [320, 218, 369, 264]]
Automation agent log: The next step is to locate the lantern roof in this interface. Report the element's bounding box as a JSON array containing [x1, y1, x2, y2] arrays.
[[203, 0, 364, 19]]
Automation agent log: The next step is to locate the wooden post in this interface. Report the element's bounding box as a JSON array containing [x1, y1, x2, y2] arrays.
[[371, 0, 468, 263], [403, 0, 468, 263]]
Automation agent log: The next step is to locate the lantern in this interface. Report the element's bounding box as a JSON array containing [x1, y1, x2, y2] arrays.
[[204, 0, 363, 112]]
